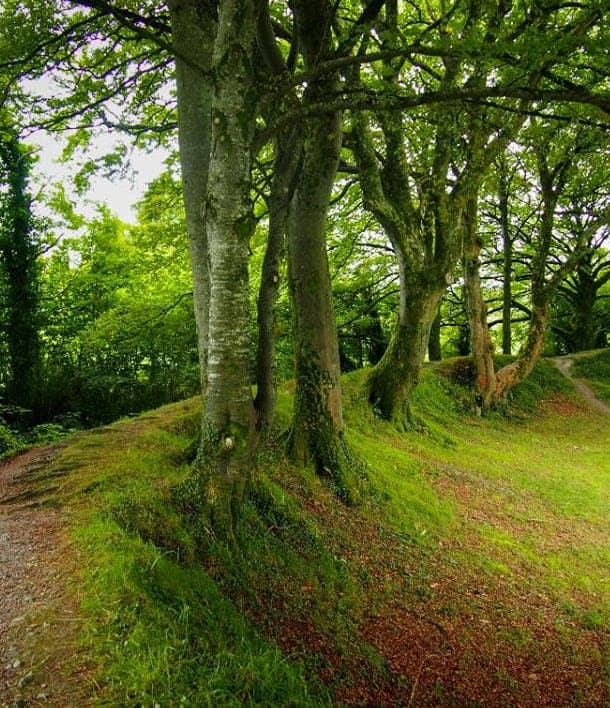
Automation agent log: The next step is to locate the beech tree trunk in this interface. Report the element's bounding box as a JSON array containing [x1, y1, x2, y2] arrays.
[[368, 266, 445, 426], [287, 107, 348, 484], [571, 273, 597, 352], [493, 302, 549, 400], [284, 0, 360, 501], [499, 166, 513, 356], [168, 0, 214, 393], [254, 127, 302, 435], [170, 0, 257, 541], [428, 305, 442, 362]]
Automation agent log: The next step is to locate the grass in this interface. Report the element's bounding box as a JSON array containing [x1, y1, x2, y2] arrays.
[[23, 352, 610, 704]]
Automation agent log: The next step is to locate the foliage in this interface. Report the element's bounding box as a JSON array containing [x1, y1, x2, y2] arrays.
[[0, 421, 19, 456], [35, 179, 199, 425]]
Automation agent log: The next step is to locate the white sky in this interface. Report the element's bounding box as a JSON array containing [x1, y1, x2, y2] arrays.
[[28, 126, 169, 224]]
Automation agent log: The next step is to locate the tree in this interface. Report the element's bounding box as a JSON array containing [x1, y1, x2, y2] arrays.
[[38, 195, 198, 424], [349, 0, 532, 426], [168, 0, 214, 396], [465, 121, 610, 408], [552, 242, 610, 352], [0, 121, 40, 415]]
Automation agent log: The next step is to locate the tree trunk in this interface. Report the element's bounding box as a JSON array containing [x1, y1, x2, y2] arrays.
[[462, 194, 496, 409], [499, 166, 513, 355], [284, 0, 362, 502], [368, 266, 445, 427], [572, 272, 596, 352], [428, 304, 442, 361], [287, 107, 346, 477], [254, 127, 302, 436], [169, 0, 214, 393], [493, 302, 549, 401], [198, 0, 258, 536]]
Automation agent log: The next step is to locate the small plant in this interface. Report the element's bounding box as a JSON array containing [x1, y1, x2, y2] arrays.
[[0, 422, 20, 456]]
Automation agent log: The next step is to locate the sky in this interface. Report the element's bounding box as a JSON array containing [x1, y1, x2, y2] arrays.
[[29, 125, 170, 224]]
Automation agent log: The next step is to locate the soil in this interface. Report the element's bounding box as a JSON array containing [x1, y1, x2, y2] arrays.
[[0, 446, 89, 707]]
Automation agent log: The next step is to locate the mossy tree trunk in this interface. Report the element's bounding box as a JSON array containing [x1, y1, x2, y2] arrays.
[[287, 107, 345, 476], [368, 274, 446, 426], [0, 129, 40, 416], [462, 192, 497, 410], [170, 0, 259, 537], [351, 103, 462, 427], [254, 129, 302, 437], [428, 304, 442, 362], [498, 161, 514, 356], [285, 0, 356, 497], [571, 272, 597, 352]]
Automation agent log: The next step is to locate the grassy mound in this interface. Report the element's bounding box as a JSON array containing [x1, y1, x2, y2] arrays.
[[25, 355, 610, 705]]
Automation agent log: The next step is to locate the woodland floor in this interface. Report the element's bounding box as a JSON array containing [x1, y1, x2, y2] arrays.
[[0, 446, 90, 707], [0, 360, 608, 707]]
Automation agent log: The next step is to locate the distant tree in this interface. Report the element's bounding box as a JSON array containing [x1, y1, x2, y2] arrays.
[[0, 122, 40, 415], [465, 122, 610, 409], [40, 192, 198, 424], [551, 227, 610, 353]]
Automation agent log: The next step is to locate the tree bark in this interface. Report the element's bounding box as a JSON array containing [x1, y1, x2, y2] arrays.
[[254, 127, 302, 436], [193, 0, 258, 536], [571, 270, 597, 352], [428, 304, 442, 362], [493, 302, 549, 400], [168, 0, 214, 394], [462, 193, 497, 409], [499, 164, 513, 356], [287, 106, 347, 483], [369, 273, 445, 426], [284, 0, 361, 501]]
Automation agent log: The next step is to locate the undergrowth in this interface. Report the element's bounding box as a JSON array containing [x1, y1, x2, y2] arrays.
[[29, 353, 610, 704]]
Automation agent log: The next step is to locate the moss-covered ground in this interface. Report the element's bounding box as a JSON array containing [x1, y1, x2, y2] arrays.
[[12, 354, 610, 705]]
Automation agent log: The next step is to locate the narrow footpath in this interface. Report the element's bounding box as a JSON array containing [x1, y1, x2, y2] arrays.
[[0, 447, 87, 707], [554, 354, 610, 416]]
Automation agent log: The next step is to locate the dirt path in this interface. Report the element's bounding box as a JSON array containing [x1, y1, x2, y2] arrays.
[[553, 354, 610, 415], [0, 446, 87, 707]]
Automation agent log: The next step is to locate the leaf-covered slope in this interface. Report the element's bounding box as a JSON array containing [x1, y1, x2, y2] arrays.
[[16, 355, 610, 705]]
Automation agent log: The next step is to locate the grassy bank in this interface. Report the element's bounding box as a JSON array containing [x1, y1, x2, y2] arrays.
[[25, 355, 610, 705]]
